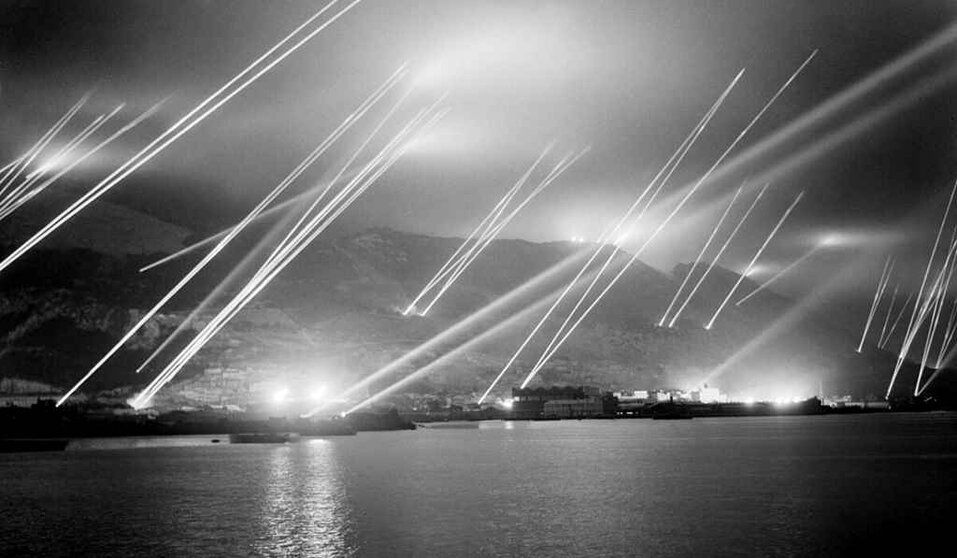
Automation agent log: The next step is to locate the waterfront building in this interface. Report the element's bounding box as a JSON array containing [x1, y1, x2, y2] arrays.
[[512, 386, 616, 419], [543, 398, 604, 418]]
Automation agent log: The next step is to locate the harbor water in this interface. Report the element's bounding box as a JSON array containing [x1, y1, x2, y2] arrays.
[[2, 413, 956, 556]]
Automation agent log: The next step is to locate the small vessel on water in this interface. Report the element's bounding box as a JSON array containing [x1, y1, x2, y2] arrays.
[[415, 421, 480, 429], [0, 439, 70, 453], [228, 433, 296, 444]]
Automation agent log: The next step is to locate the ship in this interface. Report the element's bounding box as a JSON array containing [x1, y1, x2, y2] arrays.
[[414, 421, 479, 429], [228, 432, 297, 444]]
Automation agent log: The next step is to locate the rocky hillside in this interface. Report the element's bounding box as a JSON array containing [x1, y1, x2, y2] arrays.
[[0, 216, 948, 408]]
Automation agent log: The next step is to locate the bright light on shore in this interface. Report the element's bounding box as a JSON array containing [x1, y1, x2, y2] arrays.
[[744, 265, 767, 278], [128, 395, 150, 410]]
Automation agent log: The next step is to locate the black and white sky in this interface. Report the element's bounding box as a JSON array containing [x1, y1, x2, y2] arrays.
[[1, 0, 956, 306]]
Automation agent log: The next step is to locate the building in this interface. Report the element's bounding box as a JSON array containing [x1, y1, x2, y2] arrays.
[[543, 398, 604, 418], [614, 390, 649, 402], [0, 394, 76, 408], [512, 386, 615, 419], [690, 387, 723, 403]]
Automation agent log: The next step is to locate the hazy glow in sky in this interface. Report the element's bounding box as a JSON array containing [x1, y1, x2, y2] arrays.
[[0, 0, 956, 304]]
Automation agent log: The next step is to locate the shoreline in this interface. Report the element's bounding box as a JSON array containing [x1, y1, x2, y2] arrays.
[[3, 400, 952, 442]]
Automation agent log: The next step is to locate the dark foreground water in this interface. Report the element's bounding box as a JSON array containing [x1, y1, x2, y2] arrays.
[[2, 413, 956, 557]]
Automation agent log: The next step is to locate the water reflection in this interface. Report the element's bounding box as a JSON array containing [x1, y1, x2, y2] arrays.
[[255, 441, 356, 557]]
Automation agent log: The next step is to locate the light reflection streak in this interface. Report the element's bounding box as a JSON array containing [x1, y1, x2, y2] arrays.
[[875, 284, 900, 350], [667, 184, 770, 328], [915, 233, 957, 392], [521, 53, 817, 384], [403, 144, 554, 316], [306, 246, 596, 417], [345, 263, 604, 413], [640, 23, 957, 224], [58, 69, 405, 405], [881, 291, 915, 349], [856, 257, 894, 353], [133, 101, 443, 408], [659, 187, 742, 326], [0, 0, 362, 275], [477, 71, 741, 403], [704, 192, 804, 330], [136, 199, 306, 373], [641, 64, 957, 259], [735, 243, 826, 307], [255, 444, 354, 557], [417, 146, 588, 317], [889, 179, 957, 396]]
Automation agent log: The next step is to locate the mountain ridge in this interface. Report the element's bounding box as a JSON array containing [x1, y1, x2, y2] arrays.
[[2, 221, 940, 409]]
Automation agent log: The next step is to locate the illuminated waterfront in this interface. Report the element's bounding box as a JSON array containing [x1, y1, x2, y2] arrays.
[[2, 2, 957, 555], [2, 414, 955, 557]]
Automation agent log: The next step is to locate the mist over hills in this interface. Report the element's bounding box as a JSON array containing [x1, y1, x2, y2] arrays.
[[0, 199, 948, 408]]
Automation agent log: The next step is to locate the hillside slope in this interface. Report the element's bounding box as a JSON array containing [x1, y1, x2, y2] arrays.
[[3, 222, 944, 410]]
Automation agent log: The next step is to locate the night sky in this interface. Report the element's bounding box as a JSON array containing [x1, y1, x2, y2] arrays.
[[2, 0, 956, 311]]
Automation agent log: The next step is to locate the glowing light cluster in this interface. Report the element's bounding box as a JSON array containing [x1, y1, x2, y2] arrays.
[[58, 67, 408, 407], [129, 97, 446, 410]]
